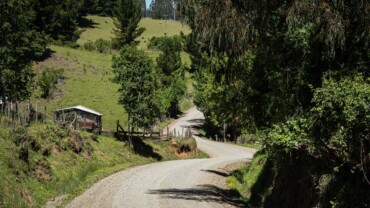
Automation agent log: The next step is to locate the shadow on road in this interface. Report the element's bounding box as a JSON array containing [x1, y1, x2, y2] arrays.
[[183, 119, 205, 132], [147, 185, 246, 207], [201, 169, 229, 177], [132, 138, 162, 161]]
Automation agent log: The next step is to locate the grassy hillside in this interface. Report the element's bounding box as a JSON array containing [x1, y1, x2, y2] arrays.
[[78, 16, 191, 48], [78, 16, 191, 65], [33, 17, 193, 131], [0, 124, 205, 207], [34, 45, 124, 131]]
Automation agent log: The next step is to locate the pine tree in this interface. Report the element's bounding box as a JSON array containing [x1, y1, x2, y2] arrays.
[[112, 0, 145, 48]]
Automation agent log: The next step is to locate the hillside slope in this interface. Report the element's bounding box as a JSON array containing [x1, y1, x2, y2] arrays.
[[33, 17, 192, 131]]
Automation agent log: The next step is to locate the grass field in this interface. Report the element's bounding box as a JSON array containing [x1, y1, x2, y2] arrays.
[[78, 16, 191, 49], [34, 45, 125, 131], [33, 17, 193, 131]]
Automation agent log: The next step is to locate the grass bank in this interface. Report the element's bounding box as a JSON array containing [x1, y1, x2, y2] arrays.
[[0, 124, 205, 208], [227, 151, 267, 204]]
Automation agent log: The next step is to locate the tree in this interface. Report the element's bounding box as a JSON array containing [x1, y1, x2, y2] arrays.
[[155, 36, 186, 117], [112, 0, 145, 48], [31, 0, 81, 45], [181, 0, 369, 130], [112, 45, 159, 132], [0, 0, 48, 101], [148, 0, 180, 20], [181, 0, 370, 206]]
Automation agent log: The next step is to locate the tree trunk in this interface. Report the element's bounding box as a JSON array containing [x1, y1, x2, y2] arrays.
[[128, 112, 132, 147]]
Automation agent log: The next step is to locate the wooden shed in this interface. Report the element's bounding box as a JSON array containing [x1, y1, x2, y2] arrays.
[[54, 105, 102, 132]]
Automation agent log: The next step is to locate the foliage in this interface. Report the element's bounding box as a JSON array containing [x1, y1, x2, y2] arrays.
[[193, 51, 255, 138], [182, 0, 370, 207], [0, 0, 48, 101], [154, 36, 187, 117], [31, 0, 82, 44], [182, 0, 369, 131], [148, 35, 182, 51], [147, 0, 180, 20], [83, 38, 113, 53], [112, 0, 145, 48], [78, 0, 146, 17], [112, 45, 159, 129], [310, 74, 370, 178], [37, 67, 64, 98]]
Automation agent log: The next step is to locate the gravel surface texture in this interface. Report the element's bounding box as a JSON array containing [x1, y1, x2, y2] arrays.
[[66, 107, 257, 208]]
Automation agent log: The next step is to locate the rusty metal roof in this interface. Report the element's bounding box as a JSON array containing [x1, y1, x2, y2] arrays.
[[55, 105, 103, 116]]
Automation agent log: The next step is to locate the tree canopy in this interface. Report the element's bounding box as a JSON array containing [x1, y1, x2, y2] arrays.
[[182, 0, 369, 130], [0, 0, 48, 101], [112, 46, 159, 129], [112, 0, 145, 48], [181, 0, 370, 206]]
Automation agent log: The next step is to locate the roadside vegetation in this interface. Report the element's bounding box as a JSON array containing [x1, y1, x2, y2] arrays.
[[0, 124, 205, 207], [181, 0, 369, 207]]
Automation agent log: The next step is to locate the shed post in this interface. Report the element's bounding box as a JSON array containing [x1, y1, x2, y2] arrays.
[[74, 112, 77, 130]]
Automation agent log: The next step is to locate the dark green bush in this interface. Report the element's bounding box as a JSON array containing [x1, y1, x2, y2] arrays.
[[147, 35, 182, 51], [261, 74, 370, 207]]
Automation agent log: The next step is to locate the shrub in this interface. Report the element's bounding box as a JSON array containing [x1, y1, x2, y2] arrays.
[[37, 67, 64, 98], [83, 39, 113, 53], [83, 41, 95, 51], [147, 35, 182, 51]]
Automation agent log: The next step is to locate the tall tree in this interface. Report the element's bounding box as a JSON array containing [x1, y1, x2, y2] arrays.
[[181, 0, 370, 206], [112, 46, 159, 131], [181, 0, 369, 130], [31, 0, 81, 44], [112, 0, 145, 48], [155, 36, 186, 117], [0, 0, 48, 101], [149, 0, 179, 20]]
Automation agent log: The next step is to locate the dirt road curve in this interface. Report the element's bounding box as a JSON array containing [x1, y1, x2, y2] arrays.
[[66, 107, 257, 208]]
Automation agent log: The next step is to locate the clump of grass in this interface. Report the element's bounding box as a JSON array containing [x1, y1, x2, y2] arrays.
[[227, 151, 267, 200]]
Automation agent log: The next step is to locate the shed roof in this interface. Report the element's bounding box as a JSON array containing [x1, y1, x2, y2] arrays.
[[55, 105, 103, 116]]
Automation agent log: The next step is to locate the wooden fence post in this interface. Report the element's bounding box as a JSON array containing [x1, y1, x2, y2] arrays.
[[116, 120, 119, 135], [44, 106, 47, 124], [16, 101, 20, 125]]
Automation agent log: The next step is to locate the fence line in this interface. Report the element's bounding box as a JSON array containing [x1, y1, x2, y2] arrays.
[[0, 100, 47, 129], [115, 120, 193, 141]]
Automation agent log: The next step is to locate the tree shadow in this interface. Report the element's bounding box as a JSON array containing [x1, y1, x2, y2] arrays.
[[78, 16, 99, 28], [201, 169, 229, 177], [148, 185, 246, 207], [184, 118, 205, 133], [131, 137, 162, 161], [34, 48, 55, 62]]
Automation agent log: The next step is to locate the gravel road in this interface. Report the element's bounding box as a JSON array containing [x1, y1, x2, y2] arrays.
[[66, 107, 257, 208]]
